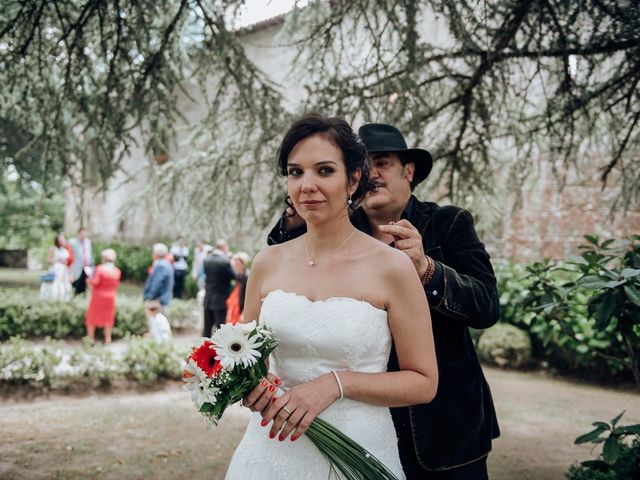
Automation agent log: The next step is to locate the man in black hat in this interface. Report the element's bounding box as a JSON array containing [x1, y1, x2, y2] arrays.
[[268, 123, 500, 480]]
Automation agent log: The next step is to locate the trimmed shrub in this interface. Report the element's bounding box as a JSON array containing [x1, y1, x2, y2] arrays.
[[0, 288, 199, 340], [0, 336, 187, 392], [0, 337, 62, 386], [92, 242, 153, 283], [120, 335, 186, 383], [477, 323, 532, 368]]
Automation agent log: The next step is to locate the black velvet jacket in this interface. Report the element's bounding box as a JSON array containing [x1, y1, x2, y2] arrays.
[[267, 195, 501, 471]]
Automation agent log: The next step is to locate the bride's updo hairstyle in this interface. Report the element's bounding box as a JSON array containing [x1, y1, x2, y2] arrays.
[[277, 113, 374, 205]]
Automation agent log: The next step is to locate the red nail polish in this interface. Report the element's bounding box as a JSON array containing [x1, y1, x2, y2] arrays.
[[274, 378, 281, 385], [268, 385, 275, 392], [271, 397, 277, 403], [261, 380, 267, 387], [291, 435, 297, 442], [278, 435, 284, 441], [260, 419, 267, 427], [269, 432, 275, 439]]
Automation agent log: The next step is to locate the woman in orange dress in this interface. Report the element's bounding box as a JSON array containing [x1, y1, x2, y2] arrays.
[[85, 248, 122, 344], [225, 252, 251, 325]]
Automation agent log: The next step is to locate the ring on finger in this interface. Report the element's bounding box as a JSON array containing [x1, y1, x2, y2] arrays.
[[283, 405, 292, 415]]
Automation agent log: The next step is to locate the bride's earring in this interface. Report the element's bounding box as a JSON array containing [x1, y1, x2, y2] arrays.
[[347, 193, 353, 206]]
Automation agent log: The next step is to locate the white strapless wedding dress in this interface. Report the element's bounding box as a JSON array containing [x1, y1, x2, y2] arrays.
[[225, 289, 405, 480]]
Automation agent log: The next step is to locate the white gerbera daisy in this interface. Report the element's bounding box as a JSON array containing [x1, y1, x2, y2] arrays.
[[182, 358, 204, 390], [193, 383, 220, 409], [238, 320, 257, 335], [183, 359, 219, 408], [212, 323, 263, 369]]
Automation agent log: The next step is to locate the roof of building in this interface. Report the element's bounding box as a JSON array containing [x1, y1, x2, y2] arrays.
[[237, 13, 287, 35]]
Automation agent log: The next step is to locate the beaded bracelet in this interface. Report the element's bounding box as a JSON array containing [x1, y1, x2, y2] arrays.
[[331, 370, 344, 400], [421, 256, 436, 286]]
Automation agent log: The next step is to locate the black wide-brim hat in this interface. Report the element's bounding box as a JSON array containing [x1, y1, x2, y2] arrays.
[[358, 123, 433, 186]]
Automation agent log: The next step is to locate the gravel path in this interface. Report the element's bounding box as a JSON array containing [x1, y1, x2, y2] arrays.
[[1, 366, 638, 479]]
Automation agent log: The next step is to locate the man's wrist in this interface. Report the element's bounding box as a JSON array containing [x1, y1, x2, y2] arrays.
[[421, 256, 436, 286]]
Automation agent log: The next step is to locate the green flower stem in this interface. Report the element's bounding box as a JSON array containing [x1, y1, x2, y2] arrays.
[[305, 417, 399, 480]]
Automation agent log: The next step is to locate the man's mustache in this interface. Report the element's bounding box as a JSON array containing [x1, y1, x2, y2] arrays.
[[371, 180, 385, 191]]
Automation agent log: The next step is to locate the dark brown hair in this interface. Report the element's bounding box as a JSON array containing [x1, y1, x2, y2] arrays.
[[277, 113, 373, 204]]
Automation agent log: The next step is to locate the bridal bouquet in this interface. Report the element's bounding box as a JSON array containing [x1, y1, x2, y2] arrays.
[[183, 321, 399, 480]]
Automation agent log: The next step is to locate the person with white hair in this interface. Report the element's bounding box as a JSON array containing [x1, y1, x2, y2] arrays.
[[143, 243, 174, 307], [84, 248, 121, 344]]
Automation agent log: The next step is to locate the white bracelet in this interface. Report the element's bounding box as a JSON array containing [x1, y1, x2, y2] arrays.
[[330, 370, 344, 400]]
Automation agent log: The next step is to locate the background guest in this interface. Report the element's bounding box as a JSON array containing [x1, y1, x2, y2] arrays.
[[144, 300, 173, 343], [41, 233, 73, 301], [225, 251, 251, 325], [170, 237, 189, 299], [69, 227, 94, 295], [214, 238, 230, 257], [143, 243, 174, 308], [84, 248, 121, 344], [191, 240, 210, 289], [202, 239, 236, 337]]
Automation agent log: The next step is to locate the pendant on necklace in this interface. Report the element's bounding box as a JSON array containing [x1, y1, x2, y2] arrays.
[[308, 260, 315, 266]]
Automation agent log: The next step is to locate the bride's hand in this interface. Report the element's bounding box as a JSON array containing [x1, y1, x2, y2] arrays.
[[242, 373, 280, 414], [262, 373, 340, 441]]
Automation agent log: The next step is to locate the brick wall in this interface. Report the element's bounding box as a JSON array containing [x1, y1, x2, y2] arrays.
[[494, 159, 639, 262]]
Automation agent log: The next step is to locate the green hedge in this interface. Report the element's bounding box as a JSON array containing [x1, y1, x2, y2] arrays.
[[92, 241, 199, 298], [92, 242, 153, 283], [0, 336, 187, 390], [0, 288, 199, 340]]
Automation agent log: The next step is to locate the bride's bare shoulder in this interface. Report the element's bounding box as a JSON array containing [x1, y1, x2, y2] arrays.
[[252, 239, 299, 269], [358, 234, 416, 275]]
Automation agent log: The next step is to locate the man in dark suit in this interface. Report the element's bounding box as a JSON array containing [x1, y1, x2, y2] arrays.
[[268, 123, 500, 479], [202, 239, 236, 337]]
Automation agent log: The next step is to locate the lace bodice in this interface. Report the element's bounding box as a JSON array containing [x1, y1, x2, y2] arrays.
[[260, 289, 392, 386], [225, 289, 405, 480]]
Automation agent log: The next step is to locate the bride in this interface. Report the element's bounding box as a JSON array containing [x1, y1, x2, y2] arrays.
[[225, 113, 438, 479]]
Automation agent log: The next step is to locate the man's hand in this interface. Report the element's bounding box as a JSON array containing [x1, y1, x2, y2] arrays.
[[378, 219, 429, 279]]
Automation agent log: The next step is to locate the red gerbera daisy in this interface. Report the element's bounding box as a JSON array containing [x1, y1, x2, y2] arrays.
[[189, 340, 222, 377]]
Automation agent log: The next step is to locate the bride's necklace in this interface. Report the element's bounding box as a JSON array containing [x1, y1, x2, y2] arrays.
[[304, 231, 356, 267]]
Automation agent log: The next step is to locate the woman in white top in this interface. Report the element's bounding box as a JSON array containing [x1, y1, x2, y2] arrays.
[[41, 233, 72, 301]]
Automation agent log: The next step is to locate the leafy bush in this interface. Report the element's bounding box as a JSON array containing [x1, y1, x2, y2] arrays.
[[55, 341, 122, 388], [0, 337, 62, 386], [566, 412, 640, 480], [120, 335, 186, 383], [494, 235, 640, 385], [165, 299, 201, 330], [519, 236, 640, 386], [477, 323, 532, 368], [0, 336, 187, 392], [92, 241, 153, 283], [0, 288, 199, 340]]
